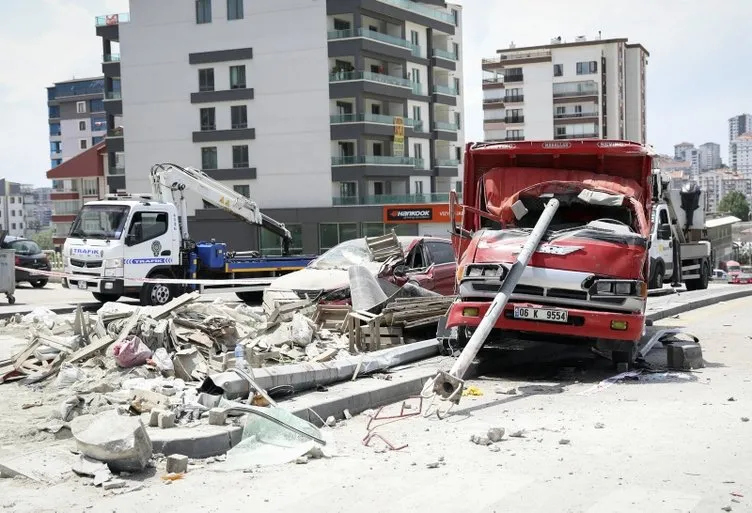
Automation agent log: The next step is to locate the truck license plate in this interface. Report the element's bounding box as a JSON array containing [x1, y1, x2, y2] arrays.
[[77, 281, 88, 290], [513, 307, 568, 323]]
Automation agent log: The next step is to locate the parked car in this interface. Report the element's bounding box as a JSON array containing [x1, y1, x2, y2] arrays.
[[730, 272, 752, 285], [1, 236, 51, 288], [711, 269, 728, 281], [265, 235, 457, 301]]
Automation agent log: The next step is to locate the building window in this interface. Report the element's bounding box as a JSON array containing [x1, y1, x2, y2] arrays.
[[79, 120, 86, 131], [453, 42, 460, 58], [196, 0, 212, 23], [556, 126, 566, 137], [201, 147, 218, 169], [576, 61, 598, 75], [10, 197, 14, 204], [414, 180, 423, 194], [230, 65, 246, 89], [319, 223, 358, 252], [454, 112, 461, 130], [198, 68, 214, 92], [340, 182, 357, 198], [79, 139, 88, 150], [413, 143, 422, 161], [455, 147, 462, 161], [232, 145, 249, 168], [233, 184, 250, 198], [333, 18, 350, 30], [76, 101, 86, 114], [231, 105, 248, 129], [410, 30, 419, 46], [227, 0, 243, 20], [452, 9, 459, 26], [82, 178, 98, 196], [11, 223, 15, 230], [411, 68, 420, 84], [200, 108, 216, 131], [412, 105, 421, 121], [554, 64, 563, 77], [90, 99, 104, 112], [260, 223, 302, 255], [453, 77, 461, 94], [556, 106, 565, 116], [507, 129, 524, 141]]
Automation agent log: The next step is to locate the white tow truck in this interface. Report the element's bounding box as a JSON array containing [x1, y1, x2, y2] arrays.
[[62, 163, 315, 306], [648, 172, 712, 290]]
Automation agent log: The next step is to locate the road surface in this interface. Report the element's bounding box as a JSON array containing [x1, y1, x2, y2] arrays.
[[1, 291, 751, 512]]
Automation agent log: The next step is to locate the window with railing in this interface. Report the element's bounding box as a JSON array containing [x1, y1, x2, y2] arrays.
[[82, 178, 98, 196], [49, 106, 60, 118], [553, 81, 598, 97], [50, 141, 61, 153]]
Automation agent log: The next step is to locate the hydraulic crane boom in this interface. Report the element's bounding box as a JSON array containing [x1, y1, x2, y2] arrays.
[[149, 163, 292, 254]]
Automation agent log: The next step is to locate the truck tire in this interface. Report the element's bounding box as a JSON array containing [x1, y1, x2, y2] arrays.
[[685, 261, 709, 291], [649, 262, 664, 289], [612, 348, 636, 371], [140, 274, 175, 306], [236, 291, 262, 304], [30, 279, 48, 288], [92, 292, 121, 303]]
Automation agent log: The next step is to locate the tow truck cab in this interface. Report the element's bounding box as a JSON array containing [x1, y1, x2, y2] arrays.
[[446, 140, 653, 363]]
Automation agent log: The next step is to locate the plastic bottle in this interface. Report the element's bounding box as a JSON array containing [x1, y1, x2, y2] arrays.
[[234, 343, 248, 372]]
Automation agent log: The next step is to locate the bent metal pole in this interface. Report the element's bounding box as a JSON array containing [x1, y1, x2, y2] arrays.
[[433, 198, 561, 402]]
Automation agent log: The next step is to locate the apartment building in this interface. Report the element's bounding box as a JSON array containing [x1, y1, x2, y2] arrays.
[[698, 168, 752, 214], [21, 186, 53, 235], [47, 77, 107, 168], [46, 142, 108, 246], [674, 142, 694, 162], [482, 35, 648, 144], [96, 0, 463, 254], [0, 180, 26, 237], [729, 114, 752, 169], [731, 133, 752, 180], [698, 142, 722, 171]]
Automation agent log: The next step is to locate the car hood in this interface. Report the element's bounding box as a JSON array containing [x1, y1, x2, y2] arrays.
[[267, 261, 385, 292]]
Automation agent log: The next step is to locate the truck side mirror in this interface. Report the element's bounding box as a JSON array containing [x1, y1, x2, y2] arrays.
[[657, 224, 671, 240]]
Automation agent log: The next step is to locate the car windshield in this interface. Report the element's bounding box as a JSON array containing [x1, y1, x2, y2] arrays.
[[728, 265, 741, 273], [309, 239, 373, 270], [7, 240, 41, 255], [69, 205, 130, 240]]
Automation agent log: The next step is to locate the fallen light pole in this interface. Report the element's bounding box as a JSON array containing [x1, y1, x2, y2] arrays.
[[428, 198, 561, 406]]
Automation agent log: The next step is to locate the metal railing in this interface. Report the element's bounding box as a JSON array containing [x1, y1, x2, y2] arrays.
[[434, 122, 459, 132], [433, 84, 459, 96], [327, 29, 421, 56], [105, 91, 122, 100], [504, 75, 524, 83], [330, 113, 424, 130], [329, 71, 413, 89], [505, 116, 525, 124], [331, 156, 422, 167], [482, 77, 504, 84], [505, 95, 524, 103], [554, 111, 599, 119], [432, 48, 458, 60], [333, 193, 450, 206], [95, 12, 130, 26], [375, 0, 454, 24], [107, 127, 124, 137], [482, 49, 551, 64], [103, 53, 120, 62], [553, 82, 599, 97], [554, 133, 599, 140], [483, 97, 504, 104], [435, 159, 460, 167], [109, 165, 126, 175]]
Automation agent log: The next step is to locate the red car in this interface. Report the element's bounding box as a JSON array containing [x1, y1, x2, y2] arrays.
[[730, 273, 752, 284]]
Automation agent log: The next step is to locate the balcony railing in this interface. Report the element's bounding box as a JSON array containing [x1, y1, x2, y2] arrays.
[[504, 74, 524, 83], [435, 159, 460, 167], [554, 111, 599, 119], [432, 48, 458, 61], [554, 133, 599, 140], [375, 0, 455, 24], [333, 193, 450, 206], [505, 116, 525, 124], [483, 115, 505, 122], [330, 113, 425, 130], [329, 71, 413, 89], [107, 127, 124, 137], [109, 166, 126, 175], [434, 122, 459, 132], [328, 29, 420, 57], [482, 77, 504, 84], [505, 136, 525, 141], [105, 91, 122, 100], [481, 50, 551, 64], [103, 54, 120, 62], [95, 12, 130, 26], [483, 97, 504, 104], [331, 156, 421, 167], [553, 82, 599, 97], [433, 84, 459, 96], [505, 95, 524, 103]]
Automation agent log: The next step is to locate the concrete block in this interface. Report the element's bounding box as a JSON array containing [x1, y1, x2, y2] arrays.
[[149, 409, 165, 428], [208, 408, 227, 426], [72, 411, 153, 473], [157, 411, 176, 429], [165, 454, 189, 474], [667, 342, 704, 370]]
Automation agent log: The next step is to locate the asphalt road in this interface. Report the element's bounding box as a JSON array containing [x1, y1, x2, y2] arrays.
[[2, 291, 751, 512]]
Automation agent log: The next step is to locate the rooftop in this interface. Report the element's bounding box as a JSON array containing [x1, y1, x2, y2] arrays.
[[46, 141, 106, 180], [495, 36, 649, 57]]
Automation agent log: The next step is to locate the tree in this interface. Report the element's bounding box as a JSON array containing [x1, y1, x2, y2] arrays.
[[31, 230, 54, 251], [718, 191, 750, 221]]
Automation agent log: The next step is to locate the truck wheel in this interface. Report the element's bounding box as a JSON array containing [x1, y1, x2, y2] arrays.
[[92, 292, 121, 303], [685, 261, 709, 291], [140, 274, 174, 306], [236, 291, 262, 304], [612, 348, 635, 371], [649, 262, 664, 289]]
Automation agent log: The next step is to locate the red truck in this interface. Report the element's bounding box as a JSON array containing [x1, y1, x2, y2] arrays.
[[445, 140, 653, 366]]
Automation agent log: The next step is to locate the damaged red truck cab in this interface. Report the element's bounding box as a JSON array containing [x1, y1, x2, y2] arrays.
[[445, 140, 654, 364]]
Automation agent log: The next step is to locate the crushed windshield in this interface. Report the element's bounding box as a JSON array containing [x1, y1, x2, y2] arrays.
[[309, 239, 373, 270], [69, 205, 130, 240], [7, 240, 41, 255]]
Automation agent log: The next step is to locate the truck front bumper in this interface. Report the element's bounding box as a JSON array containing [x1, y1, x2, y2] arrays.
[[446, 300, 645, 343], [62, 275, 125, 296]]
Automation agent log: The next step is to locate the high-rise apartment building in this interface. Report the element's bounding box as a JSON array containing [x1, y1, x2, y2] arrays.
[[698, 168, 752, 214], [698, 142, 722, 171], [21, 186, 53, 235], [731, 133, 752, 180], [674, 142, 694, 161], [482, 35, 648, 143], [729, 114, 752, 170], [47, 78, 107, 168], [95, 0, 464, 254]]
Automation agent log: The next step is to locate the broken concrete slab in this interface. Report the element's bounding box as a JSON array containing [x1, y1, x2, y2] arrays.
[[166, 454, 189, 474], [158, 411, 176, 429], [72, 410, 153, 473], [72, 455, 109, 478], [148, 423, 242, 459], [208, 408, 227, 426], [667, 342, 704, 370]]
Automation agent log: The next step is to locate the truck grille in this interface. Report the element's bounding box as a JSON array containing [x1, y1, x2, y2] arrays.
[[71, 259, 102, 269]]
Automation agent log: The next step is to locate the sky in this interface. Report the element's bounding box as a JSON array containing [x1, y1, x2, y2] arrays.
[[0, 0, 749, 186]]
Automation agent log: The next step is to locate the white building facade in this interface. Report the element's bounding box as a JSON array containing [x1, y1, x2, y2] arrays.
[[698, 168, 752, 213], [0, 180, 26, 237], [729, 114, 752, 169], [103, 0, 463, 254], [482, 36, 648, 144], [731, 133, 752, 180], [698, 142, 722, 171]]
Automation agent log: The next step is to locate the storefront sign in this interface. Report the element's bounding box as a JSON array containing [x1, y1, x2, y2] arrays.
[[383, 204, 462, 224]]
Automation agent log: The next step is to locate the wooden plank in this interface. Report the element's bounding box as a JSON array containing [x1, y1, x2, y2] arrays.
[[13, 340, 40, 370], [149, 291, 200, 320]]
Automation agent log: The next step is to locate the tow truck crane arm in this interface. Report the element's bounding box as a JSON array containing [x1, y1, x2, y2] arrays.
[[149, 163, 292, 254]]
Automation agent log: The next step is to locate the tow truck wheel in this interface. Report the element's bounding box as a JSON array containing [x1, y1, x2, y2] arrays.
[[649, 262, 664, 289], [685, 261, 709, 291], [92, 292, 121, 303], [140, 274, 174, 306]]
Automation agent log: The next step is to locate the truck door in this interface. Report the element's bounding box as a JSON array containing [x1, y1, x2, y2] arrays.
[[655, 206, 674, 278], [123, 210, 175, 282]]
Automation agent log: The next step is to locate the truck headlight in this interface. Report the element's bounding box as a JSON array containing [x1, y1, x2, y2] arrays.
[[595, 281, 613, 295], [104, 258, 123, 269], [590, 280, 644, 297], [614, 282, 632, 295]]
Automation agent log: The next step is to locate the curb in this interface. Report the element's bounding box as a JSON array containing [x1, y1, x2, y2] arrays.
[[646, 288, 752, 322], [148, 423, 243, 459]]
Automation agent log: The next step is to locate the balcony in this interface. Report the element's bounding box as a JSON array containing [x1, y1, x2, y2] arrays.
[[333, 193, 450, 206], [330, 113, 424, 131], [482, 76, 504, 86], [554, 133, 599, 140], [432, 48, 458, 61], [505, 116, 525, 124], [103, 54, 120, 62], [554, 111, 599, 119], [328, 29, 420, 57], [433, 84, 458, 96], [553, 81, 599, 98], [481, 49, 551, 66], [374, 0, 455, 25], [504, 74, 524, 83], [435, 159, 460, 167], [109, 165, 126, 175], [483, 113, 505, 122], [505, 95, 524, 103], [505, 136, 525, 141], [332, 156, 421, 167], [433, 122, 459, 132], [107, 127, 124, 137], [330, 71, 413, 89], [483, 97, 504, 106], [95, 12, 129, 26], [105, 91, 122, 100]]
